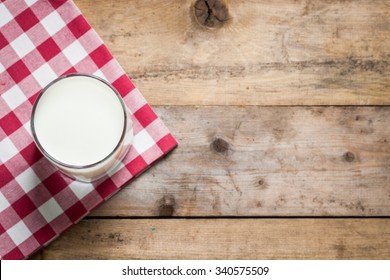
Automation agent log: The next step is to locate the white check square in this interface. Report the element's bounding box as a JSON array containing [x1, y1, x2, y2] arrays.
[[0, 61, 5, 73], [68, 181, 94, 200], [25, 0, 38, 7], [93, 69, 105, 80], [23, 120, 32, 136], [107, 161, 124, 177], [0, 191, 11, 212], [10, 33, 35, 58], [133, 129, 155, 154], [15, 167, 41, 193], [1, 85, 27, 110], [62, 40, 88, 65], [38, 198, 63, 223], [0, 4, 13, 28], [32, 64, 57, 88], [41, 11, 66, 36], [0, 138, 19, 163], [7, 221, 32, 246]]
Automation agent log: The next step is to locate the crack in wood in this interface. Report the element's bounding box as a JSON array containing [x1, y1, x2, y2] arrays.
[[130, 57, 390, 80]]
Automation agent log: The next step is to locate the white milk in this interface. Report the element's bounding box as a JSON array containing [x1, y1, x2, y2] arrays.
[[32, 75, 132, 182]]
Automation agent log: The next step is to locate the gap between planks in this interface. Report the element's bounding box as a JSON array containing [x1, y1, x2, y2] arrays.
[[85, 216, 390, 219]]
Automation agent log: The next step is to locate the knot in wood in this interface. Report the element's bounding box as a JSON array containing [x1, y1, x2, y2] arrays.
[[258, 179, 264, 186], [343, 151, 355, 162], [211, 137, 229, 153], [194, 0, 229, 28]]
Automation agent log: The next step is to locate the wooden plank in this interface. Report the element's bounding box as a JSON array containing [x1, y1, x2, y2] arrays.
[[75, 0, 390, 105], [90, 106, 390, 217], [35, 219, 390, 259]]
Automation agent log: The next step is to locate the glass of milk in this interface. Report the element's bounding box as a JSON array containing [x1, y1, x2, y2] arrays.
[[31, 74, 133, 183]]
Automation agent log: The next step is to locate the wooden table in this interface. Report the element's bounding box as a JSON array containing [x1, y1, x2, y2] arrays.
[[34, 0, 390, 259]]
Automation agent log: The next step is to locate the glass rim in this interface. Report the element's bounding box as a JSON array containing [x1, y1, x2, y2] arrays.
[[30, 73, 129, 170]]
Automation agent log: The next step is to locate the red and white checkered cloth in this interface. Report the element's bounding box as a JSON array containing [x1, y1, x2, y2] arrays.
[[0, 0, 177, 259]]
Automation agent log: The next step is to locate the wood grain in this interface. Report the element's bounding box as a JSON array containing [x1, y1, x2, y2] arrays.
[[90, 106, 390, 217], [35, 219, 390, 259], [75, 0, 390, 105], [28, 0, 390, 260]]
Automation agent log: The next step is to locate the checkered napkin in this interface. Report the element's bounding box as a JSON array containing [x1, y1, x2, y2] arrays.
[[0, 0, 177, 259]]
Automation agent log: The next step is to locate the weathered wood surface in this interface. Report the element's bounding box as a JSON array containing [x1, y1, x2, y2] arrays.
[[75, 0, 390, 105], [89, 106, 390, 217], [34, 219, 390, 259], [57, 0, 390, 260]]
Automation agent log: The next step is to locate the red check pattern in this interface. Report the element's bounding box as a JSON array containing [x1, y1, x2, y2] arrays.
[[0, 0, 177, 260]]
